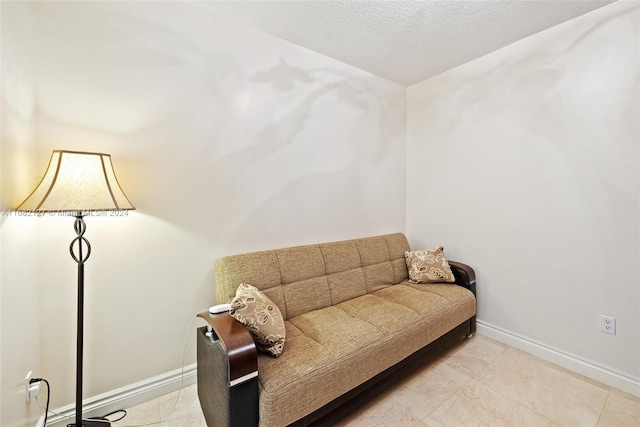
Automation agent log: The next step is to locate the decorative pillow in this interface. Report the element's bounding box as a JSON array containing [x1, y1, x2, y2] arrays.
[[405, 246, 455, 283], [230, 283, 286, 357]]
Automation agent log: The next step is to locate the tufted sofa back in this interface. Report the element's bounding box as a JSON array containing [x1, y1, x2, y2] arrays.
[[214, 233, 410, 320]]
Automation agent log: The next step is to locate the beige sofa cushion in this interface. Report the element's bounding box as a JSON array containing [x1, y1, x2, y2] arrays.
[[256, 282, 476, 426], [214, 233, 411, 320], [321, 241, 367, 304]]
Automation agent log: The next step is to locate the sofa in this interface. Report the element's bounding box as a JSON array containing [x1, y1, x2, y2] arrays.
[[196, 233, 477, 426]]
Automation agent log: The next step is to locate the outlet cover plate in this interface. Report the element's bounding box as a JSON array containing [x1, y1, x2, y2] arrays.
[[25, 371, 32, 403], [601, 315, 616, 335]]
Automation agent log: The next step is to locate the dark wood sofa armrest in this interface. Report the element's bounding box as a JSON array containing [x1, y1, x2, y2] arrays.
[[197, 310, 258, 385], [449, 260, 476, 296], [197, 311, 259, 426], [448, 260, 477, 335]]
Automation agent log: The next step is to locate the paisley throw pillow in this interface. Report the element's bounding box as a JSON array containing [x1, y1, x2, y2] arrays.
[[230, 283, 286, 357], [405, 246, 455, 283]]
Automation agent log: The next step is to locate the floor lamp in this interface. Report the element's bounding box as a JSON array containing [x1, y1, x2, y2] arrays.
[[16, 150, 135, 427]]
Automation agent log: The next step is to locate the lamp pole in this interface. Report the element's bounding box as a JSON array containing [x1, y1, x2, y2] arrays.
[[70, 213, 91, 427]]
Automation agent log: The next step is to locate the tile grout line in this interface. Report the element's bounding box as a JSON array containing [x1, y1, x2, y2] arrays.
[[419, 336, 504, 423], [594, 390, 612, 427], [467, 346, 559, 425], [474, 345, 617, 426]]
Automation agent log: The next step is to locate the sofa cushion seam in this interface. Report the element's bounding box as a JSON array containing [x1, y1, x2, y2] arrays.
[[275, 251, 289, 320]]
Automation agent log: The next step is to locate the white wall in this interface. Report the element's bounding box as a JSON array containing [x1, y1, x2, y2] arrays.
[[1, 2, 42, 426], [407, 0, 639, 386], [1, 0, 405, 420]]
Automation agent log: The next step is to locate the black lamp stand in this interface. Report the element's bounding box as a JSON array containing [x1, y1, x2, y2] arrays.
[[67, 213, 110, 427]]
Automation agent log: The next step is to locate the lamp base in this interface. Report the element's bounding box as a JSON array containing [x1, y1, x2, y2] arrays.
[[67, 417, 111, 427]]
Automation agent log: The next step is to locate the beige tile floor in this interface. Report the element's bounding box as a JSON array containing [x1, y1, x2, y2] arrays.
[[116, 335, 639, 426]]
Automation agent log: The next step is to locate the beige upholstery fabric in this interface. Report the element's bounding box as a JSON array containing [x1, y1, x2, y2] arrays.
[[282, 276, 331, 318], [326, 268, 367, 305], [214, 233, 411, 320], [215, 251, 282, 308], [213, 233, 476, 426], [405, 246, 455, 283], [230, 284, 286, 357]]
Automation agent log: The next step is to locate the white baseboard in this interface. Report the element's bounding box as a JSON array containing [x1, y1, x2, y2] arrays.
[[41, 363, 197, 427], [476, 320, 640, 398]]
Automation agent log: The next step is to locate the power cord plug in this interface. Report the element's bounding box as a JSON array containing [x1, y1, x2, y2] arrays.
[[28, 378, 41, 399]]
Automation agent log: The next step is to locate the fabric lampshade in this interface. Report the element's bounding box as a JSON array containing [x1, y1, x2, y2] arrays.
[[16, 150, 135, 213]]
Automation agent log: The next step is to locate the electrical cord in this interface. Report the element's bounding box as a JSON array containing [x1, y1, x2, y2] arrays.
[[34, 394, 126, 426], [33, 312, 201, 427], [108, 312, 201, 426], [78, 409, 127, 424], [31, 378, 50, 427], [163, 312, 201, 416]]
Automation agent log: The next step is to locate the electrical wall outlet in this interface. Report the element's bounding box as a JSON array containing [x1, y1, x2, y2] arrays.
[[25, 371, 32, 403], [600, 315, 616, 335]]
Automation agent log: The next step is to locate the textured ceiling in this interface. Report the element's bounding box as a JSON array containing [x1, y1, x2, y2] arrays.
[[193, 0, 615, 86]]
